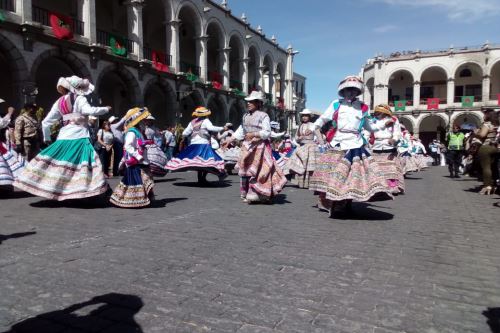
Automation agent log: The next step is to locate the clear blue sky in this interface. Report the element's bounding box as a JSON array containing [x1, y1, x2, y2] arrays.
[[229, 0, 500, 111]]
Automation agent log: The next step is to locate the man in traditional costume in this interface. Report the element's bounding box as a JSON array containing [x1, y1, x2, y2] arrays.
[[110, 107, 155, 208], [14, 76, 111, 200], [370, 104, 405, 194], [309, 76, 394, 217], [166, 107, 226, 185], [232, 91, 287, 204], [285, 109, 318, 188]]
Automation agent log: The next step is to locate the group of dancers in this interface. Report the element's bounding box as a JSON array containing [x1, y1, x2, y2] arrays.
[[0, 74, 431, 216]]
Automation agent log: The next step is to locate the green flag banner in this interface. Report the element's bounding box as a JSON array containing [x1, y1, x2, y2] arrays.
[[109, 35, 127, 57], [394, 100, 407, 111], [0, 11, 6, 22], [461, 96, 474, 107], [186, 72, 198, 82]]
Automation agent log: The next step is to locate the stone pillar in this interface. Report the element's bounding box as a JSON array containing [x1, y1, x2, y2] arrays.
[[258, 66, 265, 90], [222, 47, 231, 89], [241, 58, 249, 94], [125, 0, 144, 59], [285, 48, 295, 112], [196, 35, 209, 82], [168, 20, 180, 72], [447, 78, 455, 105], [271, 73, 278, 106], [79, 0, 97, 44], [413, 81, 421, 109], [16, 0, 32, 23], [482, 75, 490, 102]]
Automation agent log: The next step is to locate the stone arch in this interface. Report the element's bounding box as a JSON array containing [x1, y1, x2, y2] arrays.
[[453, 61, 484, 102], [275, 61, 286, 103], [175, 0, 203, 34], [206, 18, 226, 83], [419, 64, 450, 81], [398, 115, 416, 133], [449, 111, 483, 128], [417, 113, 449, 144], [143, 77, 178, 127], [142, 0, 168, 61], [488, 58, 500, 100], [207, 94, 228, 126], [387, 69, 414, 104], [247, 44, 260, 92], [0, 33, 29, 110], [386, 67, 417, 85], [96, 65, 141, 116], [179, 88, 204, 127], [228, 32, 245, 90], [177, 2, 203, 75], [420, 65, 448, 105], [262, 53, 274, 95], [365, 77, 375, 108]]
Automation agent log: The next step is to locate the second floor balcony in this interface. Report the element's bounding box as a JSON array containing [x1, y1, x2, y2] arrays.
[[32, 5, 84, 36]]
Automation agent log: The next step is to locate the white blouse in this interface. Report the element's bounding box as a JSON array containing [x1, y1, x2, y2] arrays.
[[183, 118, 223, 145], [371, 118, 401, 151]]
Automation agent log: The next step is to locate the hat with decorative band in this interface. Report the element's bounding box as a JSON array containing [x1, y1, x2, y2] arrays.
[[338, 75, 364, 97], [124, 107, 151, 130], [244, 90, 265, 102], [192, 106, 211, 117], [374, 104, 393, 117]]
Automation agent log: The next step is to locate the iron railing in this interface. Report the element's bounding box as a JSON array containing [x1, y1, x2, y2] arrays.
[[230, 80, 242, 90], [208, 71, 222, 83], [32, 6, 84, 35], [0, 0, 15, 12], [179, 61, 200, 76], [97, 29, 134, 53], [143, 47, 171, 65], [454, 96, 482, 103]]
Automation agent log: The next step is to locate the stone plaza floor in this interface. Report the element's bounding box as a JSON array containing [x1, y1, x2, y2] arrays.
[[1, 167, 500, 332]]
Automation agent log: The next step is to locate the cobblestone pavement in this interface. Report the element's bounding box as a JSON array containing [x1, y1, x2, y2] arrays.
[[1, 167, 500, 333]]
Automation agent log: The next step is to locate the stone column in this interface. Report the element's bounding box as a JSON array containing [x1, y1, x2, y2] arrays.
[[125, 0, 144, 59], [79, 0, 96, 44], [196, 35, 209, 82], [241, 58, 249, 94], [16, 0, 32, 23], [168, 20, 180, 72], [482, 75, 490, 102], [285, 48, 295, 111], [413, 81, 421, 109], [447, 78, 455, 105], [258, 66, 265, 90], [222, 47, 231, 89]]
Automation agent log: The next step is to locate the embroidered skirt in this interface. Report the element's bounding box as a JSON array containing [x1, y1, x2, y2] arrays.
[[400, 152, 419, 173], [238, 141, 287, 198], [166, 144, 225, 175], [285, 143, 318, 188], [14, 138, 108, 200], [0, 143, 26, 187], [110, 165, 154, 208], [309, 147, 393, 202], [145, 143, 168, 177], [371, 150, 405, 194]]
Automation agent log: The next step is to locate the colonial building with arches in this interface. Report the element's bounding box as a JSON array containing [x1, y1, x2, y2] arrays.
[[362, 44, 500, 145], [0, 0, 306, 130]]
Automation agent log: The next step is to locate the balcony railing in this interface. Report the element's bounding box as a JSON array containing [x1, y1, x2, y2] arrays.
[[97, 30, 133, 53], [208, 71, 222, 83], [420, 98, 447, 105], [0, 0, 15, 12], [230, 80, 242, 90], [454, 96, 482, 103], [143, 47, 171, 66], [180, 61, 200, 76], [32, 6, 84, 36], [490, 93, 500, 101]]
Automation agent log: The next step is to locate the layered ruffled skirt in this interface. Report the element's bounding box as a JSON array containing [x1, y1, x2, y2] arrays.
[[166, 144, 225, 175], [399, 152, 419, 174], [110, 165, 154, 208], [309, 147, 393, 202], [0, 143, 26, 188], [285, 143, 318, 188], [371, 150, 405, 194], [238, 141, 287, 198], [145, 143, 168, 177], [14, 138, 108, 200]]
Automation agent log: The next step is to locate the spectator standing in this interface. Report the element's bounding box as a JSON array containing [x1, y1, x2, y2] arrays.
[[476, 109, 499, 195], [109, 115, 126, 176], [163, 126, 176, 161], [428, 139, 440, 166], [97, 120, 114, 178], [14, 103, 41, 161], [446, 125, 465, 178]]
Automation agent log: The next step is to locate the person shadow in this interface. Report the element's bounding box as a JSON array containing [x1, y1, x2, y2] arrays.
[[6, 293, 144, 333], [483, 307, 500, 333], [0, 231, 36, 245]]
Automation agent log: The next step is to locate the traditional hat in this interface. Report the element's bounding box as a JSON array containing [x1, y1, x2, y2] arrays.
[[244, 90, 265, 102], [374, 104, 393, 117], [225, 122, 233, 128], [88, 115, 98, 120], [66, 75, 95, 96], [338, 75, 364, 97], [108, 116, 118, 123], [192, 106, 211, 117], [146, 115, 156, 120], [299, 109, 313, 115], [56, 77, 74, 95], [124, 107, 151, 130], [270, 121, 280, 130]]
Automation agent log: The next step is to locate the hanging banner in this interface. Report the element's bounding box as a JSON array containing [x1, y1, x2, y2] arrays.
[[497, 93, 500, 106], [109, 35, 127, 57], [49, 12, 74, 40], [152, 50, 169, 72], [394, 100, 406, 111], [0, 11, 6, 22], [186, 72, 198, 82], [427, 98, 440, 110], [212, 81, 222, 90], [461, 96, 474, 107]]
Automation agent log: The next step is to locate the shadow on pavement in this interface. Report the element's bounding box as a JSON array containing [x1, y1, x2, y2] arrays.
[[30, 198, 111, 209], [173, 181, 232, 188], [0, 231, 36, 245], [150, 197, 187, 208], [273, 194, 291, 205], [5, 293, 144, 333], [483, 307, 500, 333], [404, 176, 422, 180], [333, 203, 394, 221], [0, 190, 34, 199], [153, 177, 183, 184]]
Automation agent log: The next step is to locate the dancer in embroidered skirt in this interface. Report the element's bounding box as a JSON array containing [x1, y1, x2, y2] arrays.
[[166, 107, 225, 185], [14, 76, 111, 200], [398, 128, 419, 174], [309, 76, 394, 217], [285, 109, 318, 188], [0, 103, 25, 191], [369, 104, 405, 195], [143, 115, 168, 177], [231, 91, 287, 204], [110, 107, 155, 208]]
